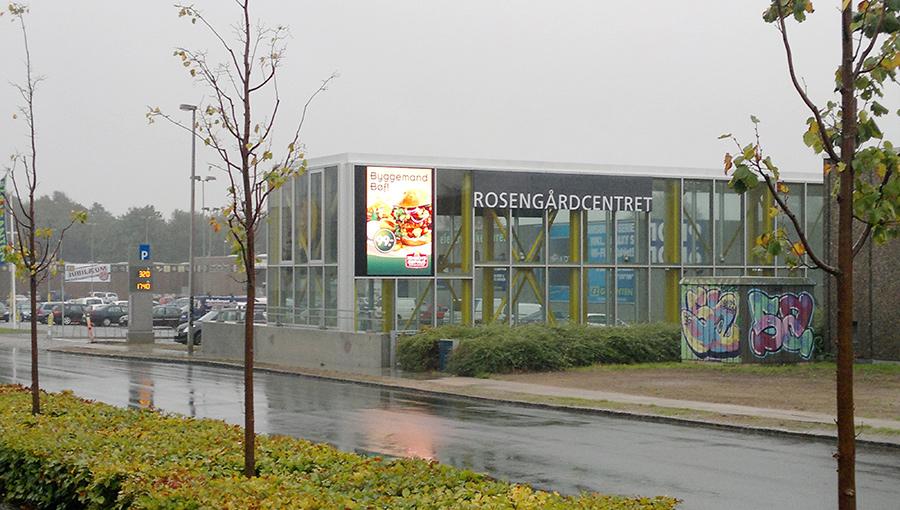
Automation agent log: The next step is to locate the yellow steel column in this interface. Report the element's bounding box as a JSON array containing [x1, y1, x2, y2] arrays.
[[483, 209, 495, 324], [568, 210, 582, 322], [381, 279, 394, 334], [665, 180, 682, 324], [461, 171, 474, 325]]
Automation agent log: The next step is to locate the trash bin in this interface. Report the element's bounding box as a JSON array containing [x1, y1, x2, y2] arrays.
[[438, 339, 459, 371]]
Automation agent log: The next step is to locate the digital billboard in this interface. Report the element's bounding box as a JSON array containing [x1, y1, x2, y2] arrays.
[[355, 166, 434, 277]]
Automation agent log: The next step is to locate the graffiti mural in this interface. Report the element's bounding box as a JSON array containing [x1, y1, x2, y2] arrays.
[[681, 285, 740, 359], [748, 289, 815, 359]]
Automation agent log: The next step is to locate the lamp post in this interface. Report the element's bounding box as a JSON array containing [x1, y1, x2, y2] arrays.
[[180, 103, 198, 356]]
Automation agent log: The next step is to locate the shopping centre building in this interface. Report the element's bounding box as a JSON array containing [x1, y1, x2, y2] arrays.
[[264, 153, 825, 337]]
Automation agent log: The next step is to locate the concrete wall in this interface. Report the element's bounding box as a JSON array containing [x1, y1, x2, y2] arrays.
[[201, 322, 391, 373]]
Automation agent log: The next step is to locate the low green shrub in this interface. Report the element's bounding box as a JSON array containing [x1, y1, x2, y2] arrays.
[[398, 322, 681, 376], [0, 384, 678, 509]]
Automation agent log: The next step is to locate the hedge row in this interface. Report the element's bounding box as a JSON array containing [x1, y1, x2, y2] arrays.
[[397, 322, 681, 376], [0, 384, 679, 509]]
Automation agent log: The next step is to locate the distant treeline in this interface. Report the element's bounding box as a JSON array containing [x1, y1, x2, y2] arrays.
[[6, 191, 241, 263]]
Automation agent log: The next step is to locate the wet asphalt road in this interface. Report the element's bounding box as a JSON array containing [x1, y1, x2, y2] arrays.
[[1, 338, 899, 509]]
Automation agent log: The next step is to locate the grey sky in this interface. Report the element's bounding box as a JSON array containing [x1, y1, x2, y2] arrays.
[[1, 1, 840, 217]]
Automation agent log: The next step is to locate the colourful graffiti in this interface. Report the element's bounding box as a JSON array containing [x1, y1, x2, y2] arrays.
[[748, 289, 815, 359], [681, 285, 740, 359]]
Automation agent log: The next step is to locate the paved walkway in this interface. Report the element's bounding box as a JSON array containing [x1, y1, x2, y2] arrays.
[[36, 338, 900, 447]]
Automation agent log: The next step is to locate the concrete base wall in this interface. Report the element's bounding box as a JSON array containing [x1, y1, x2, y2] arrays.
[[202, 323, 391, 373]]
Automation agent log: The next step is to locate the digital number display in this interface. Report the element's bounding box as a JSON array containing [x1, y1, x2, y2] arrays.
[[131, 265, 153, 292]]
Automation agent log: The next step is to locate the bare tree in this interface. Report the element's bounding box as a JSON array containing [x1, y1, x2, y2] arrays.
[[2, 3, 86, 415], [149, 0, 335, 477], [724, 3, 900, 509]]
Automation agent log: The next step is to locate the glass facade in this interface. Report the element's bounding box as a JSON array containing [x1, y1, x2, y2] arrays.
[[268, 159, 824, 333]]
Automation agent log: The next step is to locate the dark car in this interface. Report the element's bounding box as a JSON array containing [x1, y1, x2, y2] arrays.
[[174, 310, 219, 345], [0, 302, 8, 322], [51, 303, 87, 325], [153, 305, 185, 328], [86, 304, 129, 327], [15, 302, 31, 322]]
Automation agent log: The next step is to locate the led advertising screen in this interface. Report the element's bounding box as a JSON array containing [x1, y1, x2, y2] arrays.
[[356, 166, 434, 277]]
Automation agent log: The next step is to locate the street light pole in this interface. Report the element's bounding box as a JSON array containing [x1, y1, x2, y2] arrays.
[[180, 103, 198, 356]]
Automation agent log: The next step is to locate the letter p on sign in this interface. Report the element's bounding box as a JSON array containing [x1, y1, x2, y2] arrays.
[[139, 244, 150, 261]]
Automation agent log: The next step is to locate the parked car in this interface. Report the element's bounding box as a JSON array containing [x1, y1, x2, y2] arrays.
[[90, 291, 118, 303], [0, 302, 8, 322], [586, 313, 629, 327], [35, 302, 62, 324], [72, 297, 105, 310], [217, 307, 267, 324], [174, 310, 219, 345], [86, 304, 129, 327], [16, 302, 31, 322], [50, 303, 87, 325], [153, 305, 186, 328], [418, 304, 449, 324]]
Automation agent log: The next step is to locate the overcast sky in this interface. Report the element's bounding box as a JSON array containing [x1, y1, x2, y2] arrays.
[[0, 1, 844, 218]]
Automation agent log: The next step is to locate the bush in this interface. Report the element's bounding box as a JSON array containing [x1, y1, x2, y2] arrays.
[[398, 322, 681, 376], [0, 384, 678, 510]]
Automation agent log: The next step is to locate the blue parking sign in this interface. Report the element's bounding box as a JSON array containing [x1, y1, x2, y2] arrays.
[[139, 244, 150, 261]]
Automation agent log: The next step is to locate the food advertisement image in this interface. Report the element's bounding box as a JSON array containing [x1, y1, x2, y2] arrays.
[[364, 166, 434, 276]]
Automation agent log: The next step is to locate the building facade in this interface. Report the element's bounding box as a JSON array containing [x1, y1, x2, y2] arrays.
[[266, 154, 825, 336]]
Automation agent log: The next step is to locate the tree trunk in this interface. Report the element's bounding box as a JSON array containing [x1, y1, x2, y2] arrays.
[[29, 275, 40, 415], [836, 6, 857, 509], [243, 235, 256, 478]]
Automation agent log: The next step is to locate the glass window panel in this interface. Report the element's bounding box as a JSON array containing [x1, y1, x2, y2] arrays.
[[275, 267, 292, 325], [777, 181, 805, 268], [268, 187, 283, 265], [323, 167, 339, 264], [650, 179, 678, 265], [355, 279, 382, 332], [435, 168, 465, 275], [548, 267, 575, 323], [585, 268, 613, 325], [281, 181, 293, 262], [617, 210, 648, 264], [310, 172, 322, 260], [476, 208, 509, 263], [547, 210, 572, 264], [805, 183, 825, 263], [510, 268, 543, 325], [324, 266, 338, 327], [745, 185, 775, 266], [436, 279, 462, 326], [396, 279, 433, 331], [436, 214, 465, 275], [294, 267, 308, 326], [295, 171, 310, 264], [616, 268, 647, 325], [585, 210, 611, 263], [511, 210, 544, 264], [476, 269, 508, 325], [715, 180, 744, 266], [683, 180, 713, 265], [309, 267, 323, 326], [649, 268, 668, 323]]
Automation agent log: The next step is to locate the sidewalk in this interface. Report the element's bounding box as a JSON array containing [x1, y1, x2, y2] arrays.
[[44, 338, 900, 447]]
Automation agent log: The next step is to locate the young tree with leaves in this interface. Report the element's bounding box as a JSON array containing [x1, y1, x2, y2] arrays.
[[149, 1, 335, 477], [724, 2, 900, 509], [2, 3, 86, 415]]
